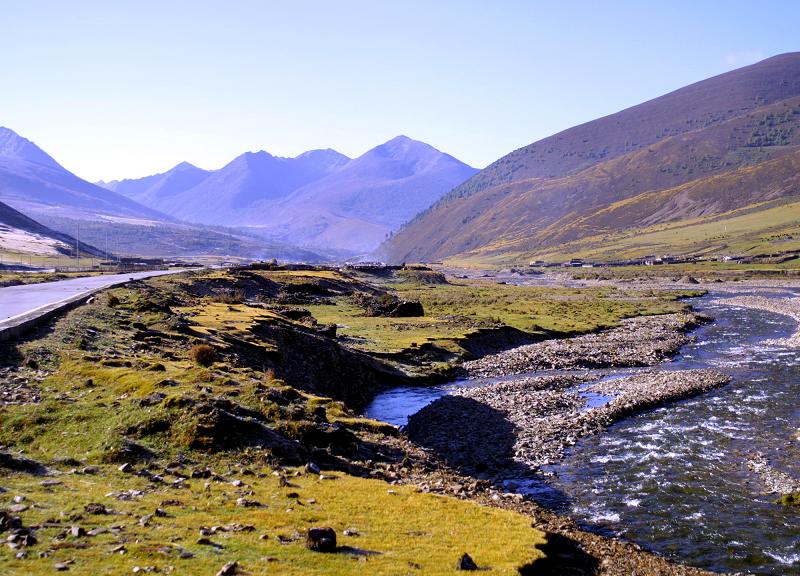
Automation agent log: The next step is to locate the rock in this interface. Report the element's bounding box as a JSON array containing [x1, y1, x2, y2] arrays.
[[70, 526, 86, 538], [216, 561, 238, 576], [680, 275, 700, 284], [0, 452, 48, 474], [351, 292, 424, 317], [155, 379, 180, 388], [306, 526, 337, 552], [305, 462, 320, 474], [457, 553, 479, 570], [138, 392, 166, 407], [7, 530, 37, 547], [84, 503, 108, 515], [54, 562, 69, 571], [0, 511, 22, 532], [118, 463, 133, 474], [235, 498, 263, 508]]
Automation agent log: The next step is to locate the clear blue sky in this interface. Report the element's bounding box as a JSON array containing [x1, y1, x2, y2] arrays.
[[1, 0, 798, 181]]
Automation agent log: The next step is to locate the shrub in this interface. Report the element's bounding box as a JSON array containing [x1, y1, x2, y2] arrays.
[[106, 293, 120, 307], [189, 344, 216, 367], [212, 288, 246, 304]]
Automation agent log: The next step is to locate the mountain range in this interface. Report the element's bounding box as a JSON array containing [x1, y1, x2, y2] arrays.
[[99, 136, 477, 255], [0, 128, 321, 261], [381, 52, 800, 264], [0, 127, 165, 223]]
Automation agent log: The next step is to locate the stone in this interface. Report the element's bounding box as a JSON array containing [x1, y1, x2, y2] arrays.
[[84, 503, 108, 515], [305, 526, 337, 552], [216, 561, 238, 576], [118, 463, 133, 473], [0, 511, 22, 532], [70, 526, 86, 538], [456, 553, 479, 570]]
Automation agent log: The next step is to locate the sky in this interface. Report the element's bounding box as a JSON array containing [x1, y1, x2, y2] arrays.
[[1, 0, 798, 181]]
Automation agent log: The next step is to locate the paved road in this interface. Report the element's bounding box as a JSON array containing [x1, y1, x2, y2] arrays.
[[0, 269, 188, 326]]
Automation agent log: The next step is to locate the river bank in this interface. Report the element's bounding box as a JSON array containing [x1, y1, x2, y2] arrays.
[[406, 369, 730, 476], [377, 431, 724, 576], [363, 285, 742, 574], [462, 312, 710, 377]]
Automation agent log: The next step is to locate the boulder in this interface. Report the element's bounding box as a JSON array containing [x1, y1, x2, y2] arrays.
[[306, 526, 337, 552], [457, 553, 479, 570]]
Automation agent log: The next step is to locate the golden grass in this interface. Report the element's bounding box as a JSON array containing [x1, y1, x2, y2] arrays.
[[0, 465, 544, 575]]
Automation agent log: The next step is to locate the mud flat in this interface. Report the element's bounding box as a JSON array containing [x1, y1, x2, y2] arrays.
[[463, 312, 709, 378], [407, 369, 730, 475]]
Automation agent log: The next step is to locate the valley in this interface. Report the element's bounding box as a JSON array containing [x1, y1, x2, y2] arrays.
[[4, 30, 800, 575]]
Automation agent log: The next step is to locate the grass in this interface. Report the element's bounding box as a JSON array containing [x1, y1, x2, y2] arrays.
[[0, 270, 553, 574], [0, 270, 105, 287], [0, 465, 545, 575], [306, 277, 699, 356], [443, 197, 800, 268]]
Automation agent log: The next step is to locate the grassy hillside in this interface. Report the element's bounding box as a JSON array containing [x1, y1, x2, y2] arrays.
[[382, 53, 800, 265]]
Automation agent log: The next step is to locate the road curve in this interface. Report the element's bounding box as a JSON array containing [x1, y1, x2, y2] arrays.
[[0, 269, 188, 335]]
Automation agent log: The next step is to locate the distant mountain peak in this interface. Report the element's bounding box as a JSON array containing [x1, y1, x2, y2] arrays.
[[0, 126, 64, 170], [296, 148, 350, 162]]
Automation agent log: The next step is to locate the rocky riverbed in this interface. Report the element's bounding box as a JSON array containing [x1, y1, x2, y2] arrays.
[[407, 369, 730, 475], [462, 312, 709, 378]]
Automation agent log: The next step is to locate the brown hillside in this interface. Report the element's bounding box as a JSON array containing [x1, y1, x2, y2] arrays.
[[382, 53, 800, 263]]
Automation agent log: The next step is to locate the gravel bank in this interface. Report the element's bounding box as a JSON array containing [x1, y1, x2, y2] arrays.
[[463, 312, 709, 378], [407, 369, 730, 474]]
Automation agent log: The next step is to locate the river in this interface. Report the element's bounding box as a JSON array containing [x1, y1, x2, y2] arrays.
[[365, 288, 800, 574]]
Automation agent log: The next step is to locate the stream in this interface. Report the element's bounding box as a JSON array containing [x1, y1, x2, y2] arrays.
[[365, 289, 800, 574]]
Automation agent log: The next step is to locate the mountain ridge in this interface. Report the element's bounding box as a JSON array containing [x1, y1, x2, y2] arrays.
[[381, 52, 800, 264], [101, 135, 477, 255]]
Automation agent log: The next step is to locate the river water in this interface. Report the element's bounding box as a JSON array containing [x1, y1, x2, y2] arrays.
[[365, 289, 800, 574]]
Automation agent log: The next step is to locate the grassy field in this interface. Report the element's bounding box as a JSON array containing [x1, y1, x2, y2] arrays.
[[307, 274, 700, 357], [0, 464, 544, 575], [442, 198, 800, 268], [0, 270, 552, 574]]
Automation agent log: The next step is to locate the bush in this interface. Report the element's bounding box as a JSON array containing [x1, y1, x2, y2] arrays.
[[189, 344, 216, 367], [106, 293, 120, 307], [212, 288, 246, 304]]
